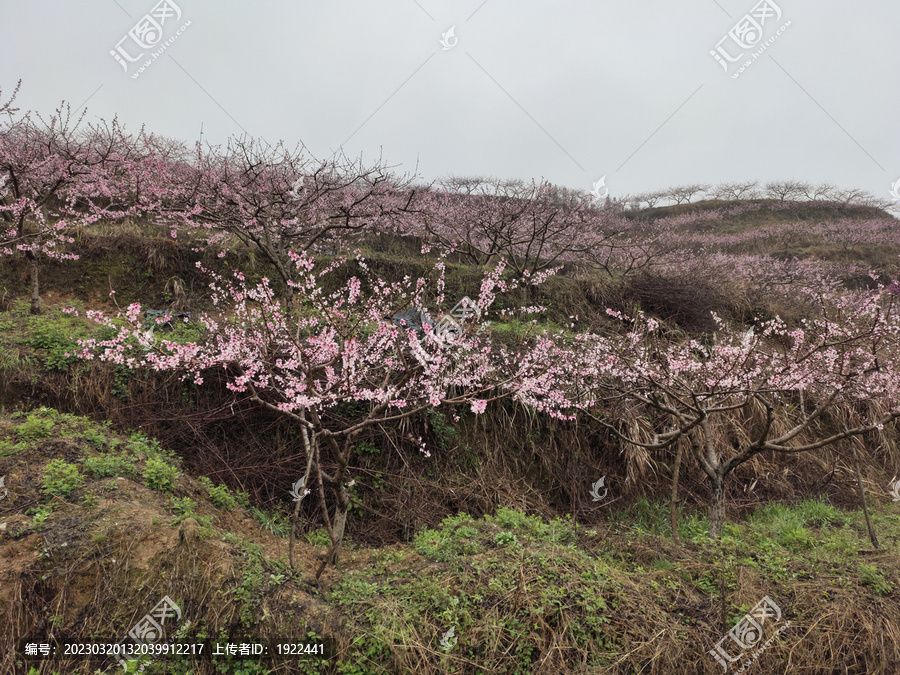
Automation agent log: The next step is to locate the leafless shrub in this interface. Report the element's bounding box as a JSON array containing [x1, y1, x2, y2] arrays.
[[805, 182, 837, 201], [664, 184, 712, 204], [711, 180, 761, 200], [765, 179, 810, 202]]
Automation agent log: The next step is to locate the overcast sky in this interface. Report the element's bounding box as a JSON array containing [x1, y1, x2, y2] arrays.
[[1, 0, 898, 200]]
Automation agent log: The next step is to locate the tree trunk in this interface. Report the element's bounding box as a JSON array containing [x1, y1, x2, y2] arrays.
[[709, 471, 726, 538], [328, 486, 350, 562], [317, 482, 350, 578], [290, 424, 316, 571], [850, 440, 879, 550], [696, 418, 728, 539], [28, 248, 41, 315], [289, 495, 302, 571]]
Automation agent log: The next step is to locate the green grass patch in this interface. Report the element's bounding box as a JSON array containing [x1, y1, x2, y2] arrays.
[[333, 508, 620, 673], [251, 506, 291, 537]]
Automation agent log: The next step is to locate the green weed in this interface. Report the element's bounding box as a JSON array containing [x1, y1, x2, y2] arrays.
[[306, 528, 331, 547], [42, 459, 84, 498], [28, 504, 54, 530], [198, 476, 237, 510], [143, 456, 180, 492], [857, 563, 893, 596], [83, 453, 135, 478], [16, 412, 57, 443]]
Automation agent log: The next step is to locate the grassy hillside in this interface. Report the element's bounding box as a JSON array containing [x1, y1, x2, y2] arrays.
[[2, 408, 899, 674]]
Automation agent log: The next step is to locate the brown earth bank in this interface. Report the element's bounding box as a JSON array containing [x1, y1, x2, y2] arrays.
[[1, 409, 899, 674]]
